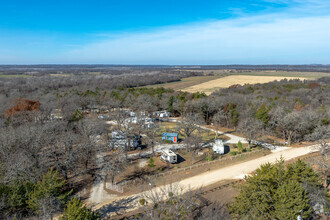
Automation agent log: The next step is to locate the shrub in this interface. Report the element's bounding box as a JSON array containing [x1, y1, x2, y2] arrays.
[[229, 151, 237, 156], [60, 197, 99, 220], [148, 157, 155, 168], [204, 155, 213, 161], [162, 139, 174, 144], [237, 141, 243, 152], [139, 198, 146, 206]]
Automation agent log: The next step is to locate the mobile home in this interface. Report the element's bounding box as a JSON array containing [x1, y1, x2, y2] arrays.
[[160, 149, 177, 163]]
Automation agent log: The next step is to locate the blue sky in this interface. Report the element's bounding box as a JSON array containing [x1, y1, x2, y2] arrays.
[[0, 0, 330, 64]]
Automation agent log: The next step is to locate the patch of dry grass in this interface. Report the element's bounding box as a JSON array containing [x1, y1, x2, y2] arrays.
[[143, 75, 224, 90], [182, 75, 308, 95]]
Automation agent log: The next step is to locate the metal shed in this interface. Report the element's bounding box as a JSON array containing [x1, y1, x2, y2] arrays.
[[161, 132, 178, 143]]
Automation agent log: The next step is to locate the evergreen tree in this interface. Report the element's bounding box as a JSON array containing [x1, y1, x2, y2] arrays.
[[255, 104, 269, 125], [237, 141, 243, 152], [70, 109, 84, 122], [8, 180, 34, 211], [147, 157, 155, 168], [27, 169, 70, 218], [228, 159, 318, 219], [60, 197, 99, 220], [274, 181, 310, 219], [167, 95, 174, 113], [225, 103, 239, 127], [286, 159, 319, 185]]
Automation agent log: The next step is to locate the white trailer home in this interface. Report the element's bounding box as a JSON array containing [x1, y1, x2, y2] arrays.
[[160, 149, 177, 163]]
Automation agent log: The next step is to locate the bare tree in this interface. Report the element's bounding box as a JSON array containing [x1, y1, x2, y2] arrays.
[[184, 134, 202, 164], [307, 125, 330, 187], [238, 118, 264, 149], [104, 149, 126, 185], [139, 183, 201, 220], [198, 202, 231, 220], [212, 110, 227, 139], [177, 113, 202, 140], [144, 123, 160, 155], [76, 118, 107, 174], [139, 183, 228, 220]]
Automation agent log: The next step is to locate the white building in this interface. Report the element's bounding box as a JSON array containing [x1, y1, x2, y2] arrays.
[[153, 110, 171, 118], [212, 139, 225, 154], [160, 149, 177, 163]]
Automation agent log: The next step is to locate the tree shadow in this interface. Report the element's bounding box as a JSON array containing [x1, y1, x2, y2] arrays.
[[97, 196, 138, 218], [119, 168, 158, 183]]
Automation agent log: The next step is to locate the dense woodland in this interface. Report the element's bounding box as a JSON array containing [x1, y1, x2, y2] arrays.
[[0, 68, 329, 219]]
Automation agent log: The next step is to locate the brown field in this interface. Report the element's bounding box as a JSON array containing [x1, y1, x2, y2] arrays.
[[143, 75, 224, 90], [182, 75, 308, 95], [180, 70, 329, 78]]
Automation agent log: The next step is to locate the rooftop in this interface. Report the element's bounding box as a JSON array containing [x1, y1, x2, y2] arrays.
[[162, 149, 176, 156], [162, 132, 178, 137]]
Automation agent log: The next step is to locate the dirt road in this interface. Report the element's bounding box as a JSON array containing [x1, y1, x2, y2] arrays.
[[88, 153, 116, 205], [197, 125, 248, 144], [93, 144, 319, 217]]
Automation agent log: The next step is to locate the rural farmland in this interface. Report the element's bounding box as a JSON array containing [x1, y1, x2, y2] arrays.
[[2, 0, 330, 218], [182, 75, 308, 94]]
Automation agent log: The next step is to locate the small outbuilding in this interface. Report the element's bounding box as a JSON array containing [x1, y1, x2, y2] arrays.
[[162, 132, 178, 143], [160, 149, 177, 163], [212, 139, 225, 154]]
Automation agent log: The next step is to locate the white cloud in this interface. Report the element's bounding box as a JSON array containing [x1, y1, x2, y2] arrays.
[[63, 13, 330, 64], [2, 0, 329, 64]]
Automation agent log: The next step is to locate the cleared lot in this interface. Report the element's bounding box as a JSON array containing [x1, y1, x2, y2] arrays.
[[182, 75, 308, 94]]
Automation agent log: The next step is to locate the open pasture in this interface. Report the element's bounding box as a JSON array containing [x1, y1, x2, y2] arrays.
[[182, 75, 308, 95], [143, 75, 223, 90], [180, 70, 329, 79]]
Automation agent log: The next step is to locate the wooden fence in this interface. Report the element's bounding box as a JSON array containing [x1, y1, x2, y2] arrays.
[[119, 148, 266, 186], [106, 183, 124, 193]]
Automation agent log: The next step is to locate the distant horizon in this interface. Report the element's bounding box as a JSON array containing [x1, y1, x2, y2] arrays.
[[1, 64, 330, 67]]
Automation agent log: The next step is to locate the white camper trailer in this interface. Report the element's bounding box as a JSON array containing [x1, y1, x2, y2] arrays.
[[160, 149, 177, 163], [212, 139, 225, 154]]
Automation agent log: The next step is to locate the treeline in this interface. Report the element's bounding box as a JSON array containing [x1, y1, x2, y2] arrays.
[[1, 64, 330, 72], [68, 77, 330, 145], [1, 77, 328, 145], [0, 113, 106, 218], [0, 70, 202, 95]]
